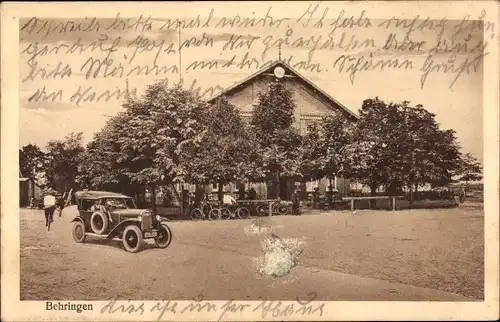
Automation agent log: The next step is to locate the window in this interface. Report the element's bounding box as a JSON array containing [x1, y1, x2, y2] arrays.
[[302, 119, 319, 134], [326, 177, 338, 191]]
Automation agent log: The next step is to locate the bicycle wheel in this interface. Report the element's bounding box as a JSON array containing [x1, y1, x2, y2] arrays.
[[236, 207, 251, 219], [208, 208, 221, 220], [219, 207, 232, 220], [276, 203, 289, 216], [255, 204, 268, 216], [202, 204, 212, 219], [190, 208, 203, 221]]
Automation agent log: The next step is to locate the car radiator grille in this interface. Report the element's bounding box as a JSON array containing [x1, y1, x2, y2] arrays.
[[141, 213, 152, 231]]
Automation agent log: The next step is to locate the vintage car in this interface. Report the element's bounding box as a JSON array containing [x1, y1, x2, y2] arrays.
[[71, 191, 172, 253]]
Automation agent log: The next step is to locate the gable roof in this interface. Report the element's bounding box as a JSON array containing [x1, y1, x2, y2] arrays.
[[207, 60, 358, 120]]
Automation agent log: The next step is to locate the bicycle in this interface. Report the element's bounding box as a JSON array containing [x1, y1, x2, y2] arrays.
[[190, 200, 219, 220], [219, 204, 251, 220], [255, 200, 289, 216]]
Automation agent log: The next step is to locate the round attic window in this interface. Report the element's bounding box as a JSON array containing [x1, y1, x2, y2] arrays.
[[274, 66, 285, 79]]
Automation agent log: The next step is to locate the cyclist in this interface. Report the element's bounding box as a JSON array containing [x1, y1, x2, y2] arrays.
[[43, 192, 57, 231], [223, 192, 237, 206], [220, 191, 238, 219]]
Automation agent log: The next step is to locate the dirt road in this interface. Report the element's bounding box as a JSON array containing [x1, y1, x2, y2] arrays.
[[20, 205, 483, 301]]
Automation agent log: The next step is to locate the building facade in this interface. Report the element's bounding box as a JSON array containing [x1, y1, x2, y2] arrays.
[[204, 60, 359, 201]]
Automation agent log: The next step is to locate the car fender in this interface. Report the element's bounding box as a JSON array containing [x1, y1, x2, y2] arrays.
[[71, 216, 86, 225], [106, 219, 141, 239]]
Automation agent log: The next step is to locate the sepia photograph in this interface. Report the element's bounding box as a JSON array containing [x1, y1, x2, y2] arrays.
[[2, 1, 499, 321]]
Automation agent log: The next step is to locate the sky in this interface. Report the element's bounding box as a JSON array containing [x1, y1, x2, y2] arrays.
[[18, 2, 486, 164]]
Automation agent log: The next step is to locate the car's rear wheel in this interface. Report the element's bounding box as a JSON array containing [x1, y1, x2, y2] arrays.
[[122, 225, 144, 253], [72, 221, 86, 243], [155, 224, 172, 249], [90, 211, 109, 235]]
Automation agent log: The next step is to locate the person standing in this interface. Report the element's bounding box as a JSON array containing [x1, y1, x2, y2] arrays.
[[248, 187, 257, 200], [43, 192, 56, 231], [291, 187, 301, 216], [312, 187, 320, 210], [222, 191, 237, 206], [29, 197, 36, 209]]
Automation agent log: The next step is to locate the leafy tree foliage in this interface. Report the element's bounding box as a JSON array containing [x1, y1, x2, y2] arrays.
[[71, 78, 479, 210], [301, 113, 355, 183], [77, 112, 131, 191], [45, 132, 85, 193], [250, 81, 302, 198], [117, 83, 209, 186], [456, 152, 483, 186], [349, 98, 402, 195], [350, 98, 465, 206], [77, 82, 209, 207], [182, 97, 260, 200], [19, 143, 47, 196]]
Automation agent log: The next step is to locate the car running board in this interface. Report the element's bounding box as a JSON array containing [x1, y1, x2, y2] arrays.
[[85, 232, 121, 241]]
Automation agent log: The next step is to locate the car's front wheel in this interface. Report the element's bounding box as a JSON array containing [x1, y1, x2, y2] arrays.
[[72, 221, 86, 243], [154, 224, 173, 249], [122, 225, 144, 253]]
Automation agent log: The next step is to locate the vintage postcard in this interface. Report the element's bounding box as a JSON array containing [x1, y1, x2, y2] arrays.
[[1, 1, 499, 321]]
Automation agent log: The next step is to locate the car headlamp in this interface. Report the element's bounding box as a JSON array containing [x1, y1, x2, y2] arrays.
[[137, 216, 142, 222], [156, 215, 161, 221]]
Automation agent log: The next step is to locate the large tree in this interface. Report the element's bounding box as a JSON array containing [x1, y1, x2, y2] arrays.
[[19, 143, 47, 197], [182, 97, 260, 201], [456, 152, 483, 189], [77, 112, 132, 192], [349, 98, 402, 198], [351, 98, 464, 207], [45, 132, 85, 194], [77, 81, 209, 209], [301, 112, 356, 186], [250, 81, 302, 199]]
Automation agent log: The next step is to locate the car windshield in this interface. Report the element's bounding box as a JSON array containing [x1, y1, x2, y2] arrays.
[[104, 198, 136, 209]]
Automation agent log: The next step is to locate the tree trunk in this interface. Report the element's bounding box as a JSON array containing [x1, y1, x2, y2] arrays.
[[370, 184, 377, 209], [408, 184, 413, 209], [266, 180, 273, 199], [276, 172, 281, 200], [151, 185, 157, 212], [30, 178, 35, 200], [328, 177, 334, 209], [266, 172, 279, 199], [217, 181, 224, 203]]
